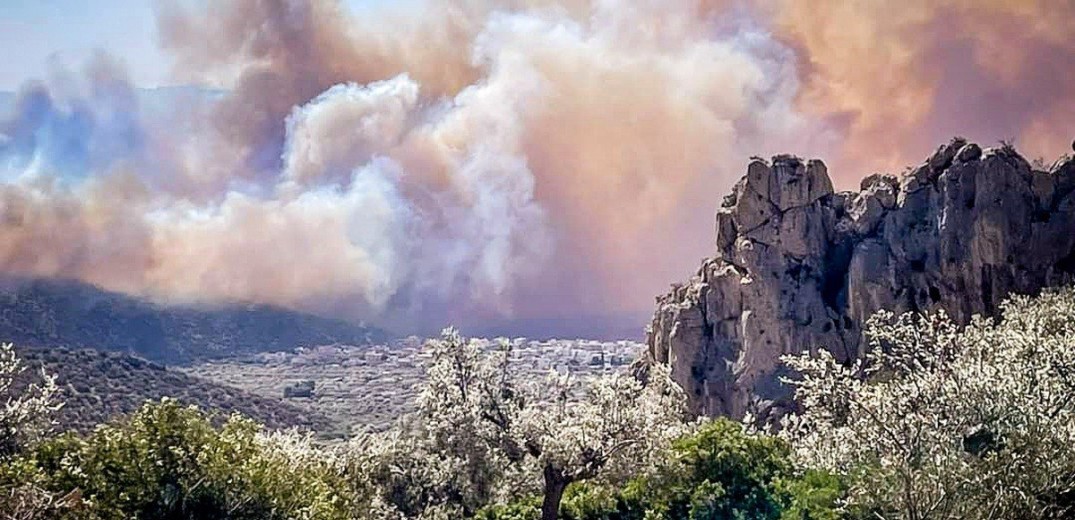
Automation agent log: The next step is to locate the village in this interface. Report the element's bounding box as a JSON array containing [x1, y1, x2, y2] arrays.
[[183, 338, 642, 436]]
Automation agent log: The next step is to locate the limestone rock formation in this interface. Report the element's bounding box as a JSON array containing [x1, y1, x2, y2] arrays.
[[646, 139, 1075, 418]]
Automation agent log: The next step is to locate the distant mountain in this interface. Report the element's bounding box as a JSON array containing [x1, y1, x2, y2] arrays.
[[0, 278, 387, 363], [16, 346, 338, 434]]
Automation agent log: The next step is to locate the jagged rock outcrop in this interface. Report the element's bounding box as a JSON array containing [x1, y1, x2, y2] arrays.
[[647, 139, 1075, 418]]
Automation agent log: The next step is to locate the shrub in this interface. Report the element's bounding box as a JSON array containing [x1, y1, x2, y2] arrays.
[[23, 399, 354, 520]]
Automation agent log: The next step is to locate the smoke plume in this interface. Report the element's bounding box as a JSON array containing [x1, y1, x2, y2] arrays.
[[770, 0, 1075, 175], [0, 0, 1071, 336]]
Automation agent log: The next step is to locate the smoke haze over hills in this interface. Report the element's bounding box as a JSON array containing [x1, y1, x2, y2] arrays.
[[0, 0, 1071, 336]]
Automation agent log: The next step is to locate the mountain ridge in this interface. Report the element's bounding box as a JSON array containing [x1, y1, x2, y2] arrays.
[[15, 345, 336, 434], [0, 277, 387, 363]]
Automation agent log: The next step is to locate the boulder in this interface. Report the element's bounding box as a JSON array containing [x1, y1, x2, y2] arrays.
[[284, 379, 316, 398]]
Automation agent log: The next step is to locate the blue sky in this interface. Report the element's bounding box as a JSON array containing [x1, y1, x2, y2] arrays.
[[0, 0, 389, 90], [0, 0, 163, 89]]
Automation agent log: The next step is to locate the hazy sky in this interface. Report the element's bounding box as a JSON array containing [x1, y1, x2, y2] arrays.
[[0, 1, 160, 89], [0, 0, 389, 90]]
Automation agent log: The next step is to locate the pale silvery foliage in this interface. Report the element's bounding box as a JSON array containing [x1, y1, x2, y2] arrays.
[[510, 362, 689, 487], [401, 328, 690, 519], [345, 426, 488, 519], [781, 288, 1075, 519], [0, 342, 59, 458], [0, 343, 62, 520], [248, 428, 353, 520]]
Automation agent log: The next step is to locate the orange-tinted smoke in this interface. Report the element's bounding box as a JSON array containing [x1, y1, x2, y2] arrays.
[[0, 0, 1071, 336], [770, 0, 1075, 183], [148, 0, 819, 331]]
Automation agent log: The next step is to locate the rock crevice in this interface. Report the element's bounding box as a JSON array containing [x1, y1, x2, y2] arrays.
[[646, 139, 1075, 418]]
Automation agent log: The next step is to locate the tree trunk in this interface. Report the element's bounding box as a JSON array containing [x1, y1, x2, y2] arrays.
[[541, 465, 569, 520]]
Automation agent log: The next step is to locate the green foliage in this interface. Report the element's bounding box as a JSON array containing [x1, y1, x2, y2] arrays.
[[478, 419, 845, 520], [559, 483, 624, 520], [475, 497, 543, 520], [11, 399, 354, 520], [653, 418, 792, 519], [775, 470, 848, 520]]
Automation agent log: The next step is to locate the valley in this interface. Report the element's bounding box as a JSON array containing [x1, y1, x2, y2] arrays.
[[182, 337, 642, 436]]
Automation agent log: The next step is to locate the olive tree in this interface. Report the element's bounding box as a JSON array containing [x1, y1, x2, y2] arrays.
[[0, 343, 61, 519], [413, 329, 689, 520], [781, 288, 1075, 519], [0, 343, 59, 459]]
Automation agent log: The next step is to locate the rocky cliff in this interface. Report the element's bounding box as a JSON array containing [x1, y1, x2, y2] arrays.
[[646, 139, 1075, 418]]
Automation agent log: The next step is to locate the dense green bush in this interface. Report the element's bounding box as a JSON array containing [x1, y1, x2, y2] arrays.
[[478, 418, 845, 520], [6, 399, 355, 520]]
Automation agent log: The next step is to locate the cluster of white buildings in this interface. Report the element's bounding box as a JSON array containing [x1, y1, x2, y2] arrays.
[[186, 337, 644, 434]]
